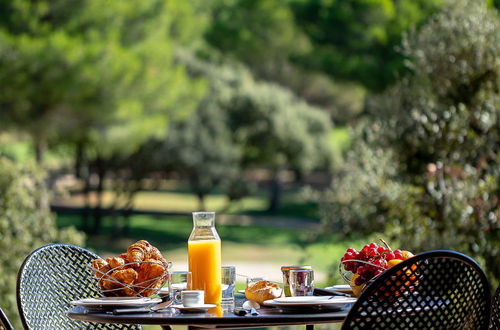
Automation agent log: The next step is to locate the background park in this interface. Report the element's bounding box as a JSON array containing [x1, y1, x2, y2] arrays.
[[0, 0, 498, 328]]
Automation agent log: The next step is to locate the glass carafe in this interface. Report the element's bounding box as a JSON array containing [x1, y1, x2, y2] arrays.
[[188, 212, 222, 304]]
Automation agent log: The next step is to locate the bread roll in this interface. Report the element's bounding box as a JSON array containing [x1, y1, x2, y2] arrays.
[[245, 280, 283, 304]]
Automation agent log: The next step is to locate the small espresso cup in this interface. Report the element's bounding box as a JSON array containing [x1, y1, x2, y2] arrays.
[[181, 290, 204, 307]]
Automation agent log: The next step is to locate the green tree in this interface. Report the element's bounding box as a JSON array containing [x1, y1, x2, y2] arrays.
[[321, 0, 499, 284], [289, 0, 442, 91], [175, 55, 334, 211], [0, 0, 206, 232], [0, 157, 84, 328], [205, 0, 310, 81], [162, 98, 241, 211]]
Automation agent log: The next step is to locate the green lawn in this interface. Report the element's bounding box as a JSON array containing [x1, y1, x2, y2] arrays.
[[54, 187, 321, 220]]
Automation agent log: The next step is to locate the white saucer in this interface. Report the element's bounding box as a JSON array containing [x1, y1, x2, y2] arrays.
[[263, 296, 356, 310], [273, 296, 338, 303], [325, 284, 353, 294], [171, 304, 216, 313], [70, 297, 162, 308]]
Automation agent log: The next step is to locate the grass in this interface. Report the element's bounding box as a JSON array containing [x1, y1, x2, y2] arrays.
[[54, 187, 321, 220]]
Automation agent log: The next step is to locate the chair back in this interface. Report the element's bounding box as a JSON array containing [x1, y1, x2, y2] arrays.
[[0, 307, 14, 330], [342, 250, 491, 330], [17, 243, 140, 329], [491, 286, 499, 329]]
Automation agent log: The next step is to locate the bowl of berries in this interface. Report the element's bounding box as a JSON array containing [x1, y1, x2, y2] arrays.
[[339, 240, 416, 297]]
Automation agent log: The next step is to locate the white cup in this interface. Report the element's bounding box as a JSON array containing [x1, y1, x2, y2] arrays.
[[181, 290, 204, 307]]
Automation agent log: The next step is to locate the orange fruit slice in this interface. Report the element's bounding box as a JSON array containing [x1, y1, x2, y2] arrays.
[[350, 274, 365, 297], [401, 250, 415, 260], [388, 259, 404, 268]]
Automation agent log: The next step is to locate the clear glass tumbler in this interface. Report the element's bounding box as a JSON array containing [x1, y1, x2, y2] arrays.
[[169, 271, 192, 304], [221, 266, 236, 304], [289, 269, 314, 296]]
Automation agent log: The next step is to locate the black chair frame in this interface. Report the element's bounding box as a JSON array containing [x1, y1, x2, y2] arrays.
[[0, 306, 14, 330], [17, 243, 141, 329], [342, 250, 492, 330]]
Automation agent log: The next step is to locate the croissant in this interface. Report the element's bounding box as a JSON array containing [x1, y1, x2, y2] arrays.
[[92, 258, 110, 276], [136, 259, 167, 296], [127, 240, 153, 263], [92, 259, 113, 288], [106, 257, 126, 270], [112, 268, 138, 296]]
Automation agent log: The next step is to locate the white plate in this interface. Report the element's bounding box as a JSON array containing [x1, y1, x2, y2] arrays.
[[263, 296, 356, 310], [272, 296, 339, 303], [70, 297, 162, 308], [171, 304, 216, 313], [325, 284, 353, 294]]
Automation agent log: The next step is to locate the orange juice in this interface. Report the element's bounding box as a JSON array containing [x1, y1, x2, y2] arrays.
[[188, 240, 222, 304]]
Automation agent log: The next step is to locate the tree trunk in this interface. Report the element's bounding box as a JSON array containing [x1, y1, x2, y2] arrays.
[[268, 170, 282, 213], [34, 138, 47, 164], [92, 157, 106, 234], [197, 192, 206, 211], [82, 164, 92, 233], [75, 141, 85, 179]]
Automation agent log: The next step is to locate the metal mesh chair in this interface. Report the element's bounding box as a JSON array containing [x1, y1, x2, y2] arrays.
[[17, 243, 141, 329], [342, 250, 491, 330], [491, 286, 499, 329], [0, 307, 14, 330]]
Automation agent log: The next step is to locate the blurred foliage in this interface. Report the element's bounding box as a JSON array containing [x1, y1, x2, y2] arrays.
[[160, 55, 334, 210], [321, 0, 499, 284], [289, 0, 443, 91], [0, 0, 205, 162], [205, 0, 310, 80], [0, 157, 84, 327]]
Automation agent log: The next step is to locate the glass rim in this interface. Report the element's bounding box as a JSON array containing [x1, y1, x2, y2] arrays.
[[289, 269, 314, 273], [281, 265, 312, 271]]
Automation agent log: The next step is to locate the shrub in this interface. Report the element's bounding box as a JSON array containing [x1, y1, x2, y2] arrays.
[[0, 158, 84, 327], [321, 0, 499, 285]]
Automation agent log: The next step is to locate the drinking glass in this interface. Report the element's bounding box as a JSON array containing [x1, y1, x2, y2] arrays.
[[289, 269, 314, 296], [169, 271, 192, 303], [221, 266, 236, 305]]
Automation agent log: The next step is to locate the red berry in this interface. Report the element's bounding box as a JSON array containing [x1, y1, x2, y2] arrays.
[[355, 276, 365, 286], [369, 242, 378, 249], [368, 248, 377, 257], [377, 246, 386, 253], [394, 250, 403, 259], [347, 248, 357, 254], [386, 252, 396, 260]]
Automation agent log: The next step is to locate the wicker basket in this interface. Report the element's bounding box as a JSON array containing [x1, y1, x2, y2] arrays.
[[92, 260, 171, 297]]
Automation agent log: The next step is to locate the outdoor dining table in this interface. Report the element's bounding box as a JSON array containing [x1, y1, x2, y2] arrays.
[[67, 295, 350, 329]]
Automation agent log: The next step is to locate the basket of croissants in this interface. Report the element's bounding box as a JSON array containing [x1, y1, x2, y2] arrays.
[[91, 240, 171, 297]]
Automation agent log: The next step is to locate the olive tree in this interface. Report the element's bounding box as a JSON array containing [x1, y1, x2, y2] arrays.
[[321, 0, 499, 284], [0, 158, 84, 327]]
